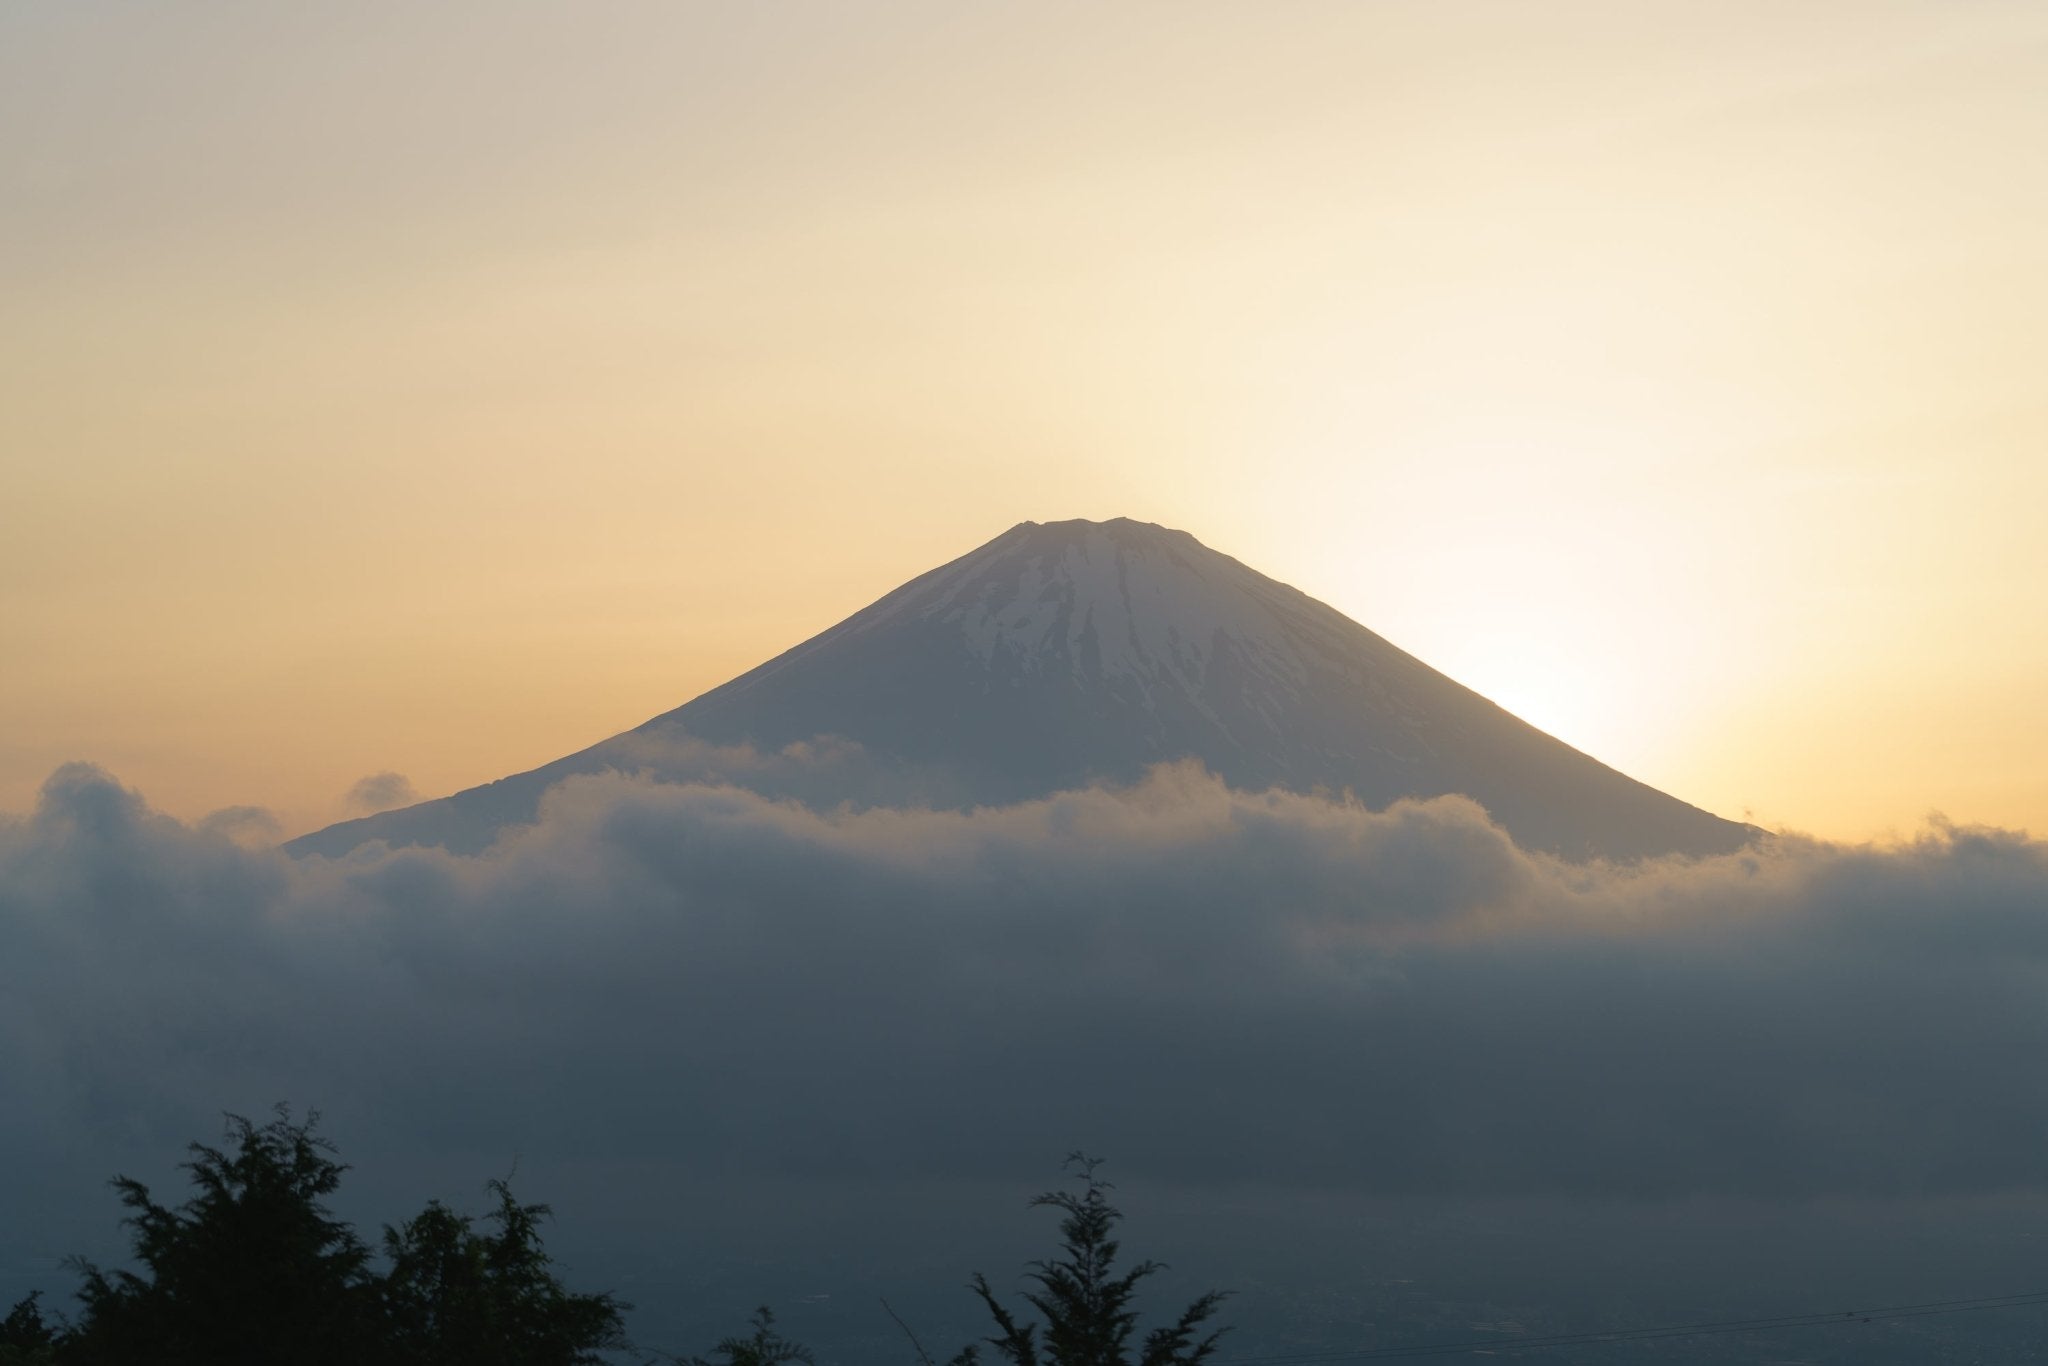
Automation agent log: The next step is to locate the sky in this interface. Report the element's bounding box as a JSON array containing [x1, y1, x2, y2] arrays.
[[9, 11, 2048, 1355], [4, 0, 2048, 842]]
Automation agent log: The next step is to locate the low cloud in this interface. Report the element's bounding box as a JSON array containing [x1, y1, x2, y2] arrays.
[[344, 770, 418, 813], [5, 759, 2048, 1206], [600, 729, 979, 810]]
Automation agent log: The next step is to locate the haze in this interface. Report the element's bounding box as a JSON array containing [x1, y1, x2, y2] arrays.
[[5, 1, 2046, 842]]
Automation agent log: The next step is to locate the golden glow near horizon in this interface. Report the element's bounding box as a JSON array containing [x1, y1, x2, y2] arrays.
[[4, 1, 2046, 842]]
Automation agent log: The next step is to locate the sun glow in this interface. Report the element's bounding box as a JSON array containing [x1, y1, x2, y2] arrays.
[[4, 3, 2047, 842]]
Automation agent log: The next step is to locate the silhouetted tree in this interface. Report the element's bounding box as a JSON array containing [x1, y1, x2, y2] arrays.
[[0, 1291, 58, 1366], [951, 1154, 1227, 1366], [63, 1107, 378, 1366], [380, 1178, 627, 1366], [686, 1306, 816, 1366], [55, 1105, 626, 1366]]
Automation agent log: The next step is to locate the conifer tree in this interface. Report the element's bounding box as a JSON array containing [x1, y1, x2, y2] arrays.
[[0, 1291, 58, 1366], [56, 1106, 626, 1366], [687, 1305, 815, 1366], [380, 1178, 627, 1366], [63, 1107, 377, 1366], [952, 1155, 1227, 1366]]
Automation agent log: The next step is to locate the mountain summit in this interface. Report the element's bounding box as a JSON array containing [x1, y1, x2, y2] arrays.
[[289, 518, 1754, 861]]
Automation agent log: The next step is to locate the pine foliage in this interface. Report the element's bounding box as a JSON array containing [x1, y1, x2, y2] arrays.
[[64, 1107, 377, 1366], [953, 1154, 1228, 1366], [50, 1107, 624, 1366], [687, 1305, 817, 1366], [0, 1291, 58, 1366], [18, 1120, 1226, 1366], [381, 1178, 628, 1365]]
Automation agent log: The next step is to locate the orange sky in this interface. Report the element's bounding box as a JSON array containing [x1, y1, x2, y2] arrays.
[[3, 1, 2045, 842]]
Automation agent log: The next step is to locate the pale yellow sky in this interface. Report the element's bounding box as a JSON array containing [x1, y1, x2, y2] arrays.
[[3, 1, 2045, 842]]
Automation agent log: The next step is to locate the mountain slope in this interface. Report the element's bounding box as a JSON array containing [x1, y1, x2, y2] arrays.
[[288, 518, 1755, 861]]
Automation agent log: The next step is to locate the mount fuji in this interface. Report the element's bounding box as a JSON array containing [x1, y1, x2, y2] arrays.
[[288, 518, 1755, 861]]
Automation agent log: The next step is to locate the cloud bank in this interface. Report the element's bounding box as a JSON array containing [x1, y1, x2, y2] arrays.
[[5, 758, 2048, 1204]]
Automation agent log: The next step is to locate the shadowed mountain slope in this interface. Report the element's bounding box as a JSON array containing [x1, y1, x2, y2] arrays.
[[288, 518, 1755, 861]]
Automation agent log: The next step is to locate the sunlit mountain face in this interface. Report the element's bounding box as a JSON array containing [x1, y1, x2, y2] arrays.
[[290, 518, 1753, 861]]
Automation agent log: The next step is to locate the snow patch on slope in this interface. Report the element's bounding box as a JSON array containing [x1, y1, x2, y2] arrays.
[[928, 522, 1317, 721]]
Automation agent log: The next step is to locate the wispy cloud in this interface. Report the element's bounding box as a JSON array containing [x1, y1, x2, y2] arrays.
[[196, 804, 282, 845], [344, 771, 418, 813]]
